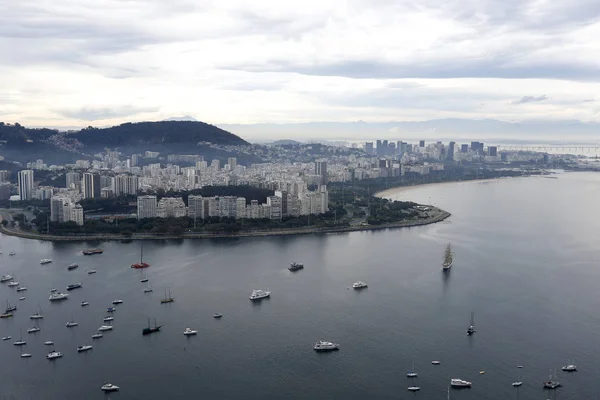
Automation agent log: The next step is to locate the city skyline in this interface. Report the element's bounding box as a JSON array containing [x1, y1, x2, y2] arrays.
[[2, 1, 599, 131]]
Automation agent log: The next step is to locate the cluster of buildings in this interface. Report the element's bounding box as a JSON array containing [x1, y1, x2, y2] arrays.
[[364, 140, 499, 162], [137, 185, 329, 220]]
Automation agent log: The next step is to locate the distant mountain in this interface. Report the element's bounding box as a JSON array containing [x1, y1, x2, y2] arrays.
[[271, 139, 303, 145], [163, 116, 198, 122], [0, 121, 249, 164], [222, 119, 600, 144]]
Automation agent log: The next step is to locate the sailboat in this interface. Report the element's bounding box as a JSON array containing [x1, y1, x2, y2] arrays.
[[467, 311, 475, 335], [5, 300, 17, 313], [160, 288, 174, 304], [442, 243, 453, 270], [142, 318, 162, 335], [144, 283, 153, 293], [131, 244, 150, 269], [407, 362, 418, 377], [543, 369, 561, 389], [30, 302, 44, 319]]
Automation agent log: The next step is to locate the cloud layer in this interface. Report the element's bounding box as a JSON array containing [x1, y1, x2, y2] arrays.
[[1, 0, 600, 131]]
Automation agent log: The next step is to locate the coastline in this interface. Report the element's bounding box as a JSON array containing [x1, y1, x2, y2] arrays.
[[375, 176, 523, 199], [0, 208, 451, 242]]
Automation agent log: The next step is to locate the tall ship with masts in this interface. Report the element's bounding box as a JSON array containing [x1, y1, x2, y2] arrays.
[[442, 244, 453, 270], [131, 244, 150, 269]]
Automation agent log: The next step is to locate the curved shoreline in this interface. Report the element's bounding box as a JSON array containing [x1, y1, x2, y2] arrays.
[[0, 208, 451, 242]]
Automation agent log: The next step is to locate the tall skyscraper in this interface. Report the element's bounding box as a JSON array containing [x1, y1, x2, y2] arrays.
[[365, 142, 374, 155], [114, 175, 139, 196], [461, 144, 469, 153], [315, 160, 328, 184], [137, 195, 157, 219], [376, 140, 383, 156], [419, 140, 425, 148], [227, 157, 237, 170], [488, 146, 498, 157], [66, 172, 81, 190], [17, 170, 34, 200], [82, 173, 101, 199], [131, 154, 139, 167], [447, 141, 455, 161], [0, 170, 9, 182]]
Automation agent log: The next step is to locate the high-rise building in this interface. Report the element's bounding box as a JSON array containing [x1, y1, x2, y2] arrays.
[[461, 144, 469, 153], [0, 170, 9, 182], [157, 197, 187, 218], [66, 172, 81, 190], [447, 141, 455, 161], [70, 204, 84, 226], [376, 140, 383, 156], [131, 154, 139, 167], [137, 195, 157, 219], [82, 173, 101, 199], [50, 196, 67, 222], [488, 146, 498, 157], [227, 157, 237, 170], [315, 160, 328, 184], [267, 196, 282, 220], [470, 141, 484, 154], [419, 140, 425, 148], [188, 195, 206, 219], [211, 159, 221, 171], [365, 142, 374, 155], [17, 170, 34, 200], [114, 175, 139, 196]]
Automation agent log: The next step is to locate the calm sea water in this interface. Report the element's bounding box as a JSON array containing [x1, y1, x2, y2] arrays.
[[1, 171, 599, 399]]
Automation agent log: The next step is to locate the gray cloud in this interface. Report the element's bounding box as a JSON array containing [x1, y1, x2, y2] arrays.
[[512, 95, 548, 104], [54, 105, 159, 121]]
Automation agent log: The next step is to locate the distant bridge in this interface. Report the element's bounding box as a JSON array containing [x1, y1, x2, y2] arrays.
[[496, 145, 600, 153]]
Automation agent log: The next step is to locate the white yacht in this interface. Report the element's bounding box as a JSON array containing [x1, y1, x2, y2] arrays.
[[450, 379, 472, 388], [21, 353, 32, 358], [19, 297, 26, 301], [50, 288, 57, 293], [313, 340, 340, 352], [2, 336, 10, 340], [408, 386, 420, 391], [30, 313, 44, 319], [16, 286, 27, 292], [98, 325, 113, 331], [46, 351, 63, 360], [49, 292, 68, 301], [40, 259, 52, 264], [81, 301, 89, 307], [7, 281, 19, 287], [112, 299, 123, 305], [103, 316, 114, 322], [249, 289, 271, 300], [44, 341, 54, 345], [13, 339, 26, 346], [562, 359, 577, 372], [87, 270, 97, 275], [432, 361, 441, 365], [92, 333, 103, 339], [8, 251, 15, 256], [101, 383, 119, 392], [512, 381, 522, 387], [27, 327, 40, 334], [407, 362, 418, 377], [183, 328, 197, 336], [352, 281, 368, 289], [66, 321, 78, 327], [77, 345, 93, 352], [0, 274, 13, 282]]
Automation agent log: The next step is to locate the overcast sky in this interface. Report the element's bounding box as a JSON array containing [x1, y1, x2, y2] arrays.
[[1, 0, 600, 128]]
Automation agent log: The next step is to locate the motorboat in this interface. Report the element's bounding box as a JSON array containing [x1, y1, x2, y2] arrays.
[[183, 328, 197, 336], [49, 292, 69, 301], [0, 274, 13, 282], [44, 341, 54, 345], [81, 301, 89, 307], [46, 351, 63, 360], [288, 262, 304, 271], [466, 312, 476, 335], [2, 336, 10, 340], [562, 359, 577, 372], [67, 263, 79, 270], [144, 287, 153, 293], [40, 259, 52, 264], [92, 333, 103, 339], [13, 340, 26, 346], [82, 248, 103, 255], [19, 297, 26, 300], [249, 289, 271, 300], [77, 345, 93, 352], [98, 325, 113, 331], [450, 379, 472, 388], [101, 383, 119, 392], [7, 281, 19, 287], [8, 251, 15, 256], [140, 278, 149, 283], [112, 299, 123, 305], [213, 313, 223, 319], [16, 286, 27, 292], [407, 387, 420, 391], [106, 306, 116, 312], [27, 327, 40, 334], [313, 340, 340, 352], [352, 281, 368, 289], [21, 353, 32, 358], [512, 381, 523, 387], [87, 270, 97, 275], [66, 283, 82, 290], [0, 312, 13, 318], [66, 321, 78, 327], [103, 316, 114, 322]]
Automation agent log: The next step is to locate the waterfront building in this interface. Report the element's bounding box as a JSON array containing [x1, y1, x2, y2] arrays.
[[137, 195, 157, 219], [157, 197, 187, 218], [82, 173, 101, 199], [17, 169, 34, 200]]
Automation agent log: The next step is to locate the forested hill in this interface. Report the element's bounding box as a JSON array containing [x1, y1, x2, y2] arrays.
[[0, 121, 249, 164]]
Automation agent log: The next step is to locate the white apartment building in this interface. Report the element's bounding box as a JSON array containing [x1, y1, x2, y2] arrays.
[[157, 197, 187, 218], [17, 169, 34, 200], [137, 195, 158, 219]]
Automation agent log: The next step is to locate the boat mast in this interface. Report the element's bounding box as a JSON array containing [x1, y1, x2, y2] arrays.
[[470, 311, 475, 326]]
